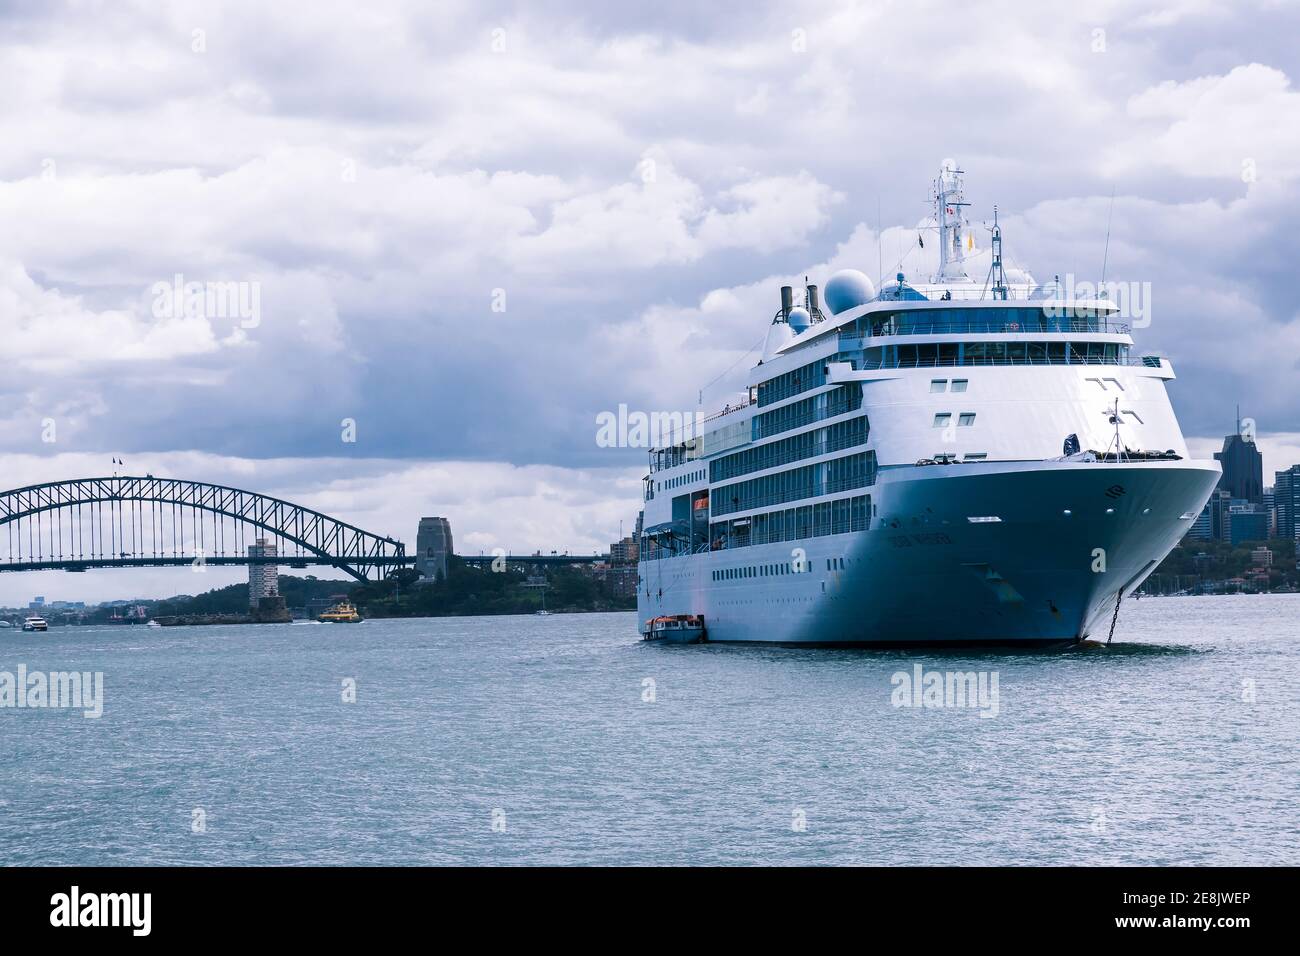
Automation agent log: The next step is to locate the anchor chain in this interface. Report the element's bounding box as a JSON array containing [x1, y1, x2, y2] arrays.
[[1106, 588, 1123, 645]]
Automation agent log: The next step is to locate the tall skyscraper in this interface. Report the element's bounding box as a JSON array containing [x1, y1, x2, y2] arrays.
[[1214, 421, 1263, 504], [248, 538, 279, 607], [415, 517, 453, 582], [1275, 466, 1300, 540]]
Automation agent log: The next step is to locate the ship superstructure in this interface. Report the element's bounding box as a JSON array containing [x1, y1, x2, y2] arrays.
[[635, 163, 1220, 645]]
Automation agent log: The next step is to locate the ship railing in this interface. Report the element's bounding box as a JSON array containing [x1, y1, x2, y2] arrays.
[[838, 318, 1130, 345], [857, 354, 1163, 370], [887, 287, 1123, 303], [888, 287, 1037, 301], [701, 398, 753, 424]]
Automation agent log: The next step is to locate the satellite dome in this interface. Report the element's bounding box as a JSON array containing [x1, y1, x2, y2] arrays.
[[824, 270, 876, 314], [787, 306, 811, 334]]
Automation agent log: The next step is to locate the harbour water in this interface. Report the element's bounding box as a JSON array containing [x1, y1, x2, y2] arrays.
[[2, 594, 1297, 866]]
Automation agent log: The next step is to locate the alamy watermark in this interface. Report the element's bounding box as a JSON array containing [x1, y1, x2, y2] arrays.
[[150, 273, 261, 328], [890, 664, 999, 718], [50, 886, 150, 936], [1043, 274, 1151, 328], [1, 665, 103, 718], [596, 404, 704, 449]]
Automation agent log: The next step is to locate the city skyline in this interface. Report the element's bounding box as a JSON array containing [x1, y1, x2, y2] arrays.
[[3, 0, 1300, 604]]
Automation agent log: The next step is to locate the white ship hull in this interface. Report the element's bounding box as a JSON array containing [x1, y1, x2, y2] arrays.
[[638, 460, 1219, 646]]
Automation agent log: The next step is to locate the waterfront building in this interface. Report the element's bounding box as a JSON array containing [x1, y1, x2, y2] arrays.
[[594, 564, 639, 600], [1275, 466, 1300, 540], [1214, 424, 1263, 504], [248, 538, 279, 607], [1208, 489, 1233, 541], [1251, 546, 1273, 567], [1184, 504, 1213, 541], [609, 536, 638, 566], [1229, 509, 1268, 546], [415, 517, 454, 583], [1245, 567, 1270, 589]]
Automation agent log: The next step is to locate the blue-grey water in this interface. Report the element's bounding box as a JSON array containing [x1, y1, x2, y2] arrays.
[[2, 594, 1297, 866]]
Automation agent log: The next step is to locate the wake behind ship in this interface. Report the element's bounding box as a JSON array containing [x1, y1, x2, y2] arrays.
[[636, 163, 1220, 646]]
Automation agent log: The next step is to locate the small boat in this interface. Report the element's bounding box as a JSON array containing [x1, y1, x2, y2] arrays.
[[22, 615, 49, 632], [318, 601, 362, 623], [145, 619, 162, 628], [641, 614, 706, 644], [535, 609, 551, 616]]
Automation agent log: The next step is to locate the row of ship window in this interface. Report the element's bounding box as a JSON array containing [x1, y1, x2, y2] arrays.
[[657, 468, 705, 492], [837, 308, 1123, 339], [712, 562, 812, 581], [862, 341, 1131, 369], [711, 452, 877, 517], [753, 385, 862, 441], [934, 412, 976, 427], [708, 494, 873, 551], [711, 416, 869, 483], [707, 554, 851, 583], [930, 378, 968, 393], [755, 352, 857, 407]]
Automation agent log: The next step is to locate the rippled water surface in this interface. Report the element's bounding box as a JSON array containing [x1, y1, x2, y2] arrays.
[[2, 594, 1297, 865]]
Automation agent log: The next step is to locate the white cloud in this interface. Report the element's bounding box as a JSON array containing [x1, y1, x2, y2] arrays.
[[1114, 64, 1300, 180], [0, 260, 222, 372]]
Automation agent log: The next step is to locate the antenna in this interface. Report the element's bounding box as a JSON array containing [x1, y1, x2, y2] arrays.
[[876, 196, 883, 287], [933, 162, 971, 281], [987, 205, 1007, 301], [1100, 185, 1116, 288], [1104, 397, 1127, 463]]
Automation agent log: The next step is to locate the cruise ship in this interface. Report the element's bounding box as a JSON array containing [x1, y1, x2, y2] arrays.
[[635, 164, 1220, 646]]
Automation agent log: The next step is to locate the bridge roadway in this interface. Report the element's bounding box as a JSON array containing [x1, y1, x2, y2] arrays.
[[1, 552, 610, 573], [455, 554, 606, 567]]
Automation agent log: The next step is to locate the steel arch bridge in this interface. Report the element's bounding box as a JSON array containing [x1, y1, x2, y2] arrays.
[[0, 476, 408, 581]]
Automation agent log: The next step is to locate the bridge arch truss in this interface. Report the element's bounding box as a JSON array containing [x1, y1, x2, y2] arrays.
[[0, 476, 407, 581]]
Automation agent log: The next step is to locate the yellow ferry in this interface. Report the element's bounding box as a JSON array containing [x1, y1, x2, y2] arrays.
[[317, 601, 362, 623]]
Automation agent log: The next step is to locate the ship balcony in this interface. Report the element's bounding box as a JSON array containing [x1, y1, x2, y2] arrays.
[[838, 313, 1130, 347], [850, 341, 1164, 370]]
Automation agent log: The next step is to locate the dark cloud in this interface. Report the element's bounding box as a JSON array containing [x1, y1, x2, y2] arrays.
[[2, 0, 1299, 472]]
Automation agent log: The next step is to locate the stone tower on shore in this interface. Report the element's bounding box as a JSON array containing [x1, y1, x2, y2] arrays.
[[415, 517, 453, 583]]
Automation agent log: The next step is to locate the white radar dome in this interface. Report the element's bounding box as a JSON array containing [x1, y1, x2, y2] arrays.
[[787, 306, 811, 334], [824, 270, 876, 314]]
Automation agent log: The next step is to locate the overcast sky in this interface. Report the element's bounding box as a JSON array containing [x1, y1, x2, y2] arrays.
[[2, 0, 1299, 604]]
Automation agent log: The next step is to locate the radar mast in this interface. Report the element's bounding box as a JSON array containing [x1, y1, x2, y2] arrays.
[[933, 161, 972, 282]]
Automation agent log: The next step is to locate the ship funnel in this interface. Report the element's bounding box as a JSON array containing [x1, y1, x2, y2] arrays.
[[807, 284, 820, 317], [780, 285, 793, 321]]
